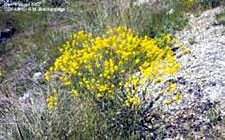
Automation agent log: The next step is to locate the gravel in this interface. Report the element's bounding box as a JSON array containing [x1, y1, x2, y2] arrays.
[[175, 6, 225, 108], [142, 6, 225, 139]]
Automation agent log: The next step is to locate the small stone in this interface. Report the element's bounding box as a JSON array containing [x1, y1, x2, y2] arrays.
[[0, 57, 3, 62], [32, 72, 42, 82]]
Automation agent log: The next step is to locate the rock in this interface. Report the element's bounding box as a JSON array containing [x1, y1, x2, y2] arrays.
[[32, 72, 42, 82], [0, 26, 16, 41], [0, 57, 3, 62], [0, 0, 4, 7], [19, 90, 31, 101], [134, 0, 157, 6]]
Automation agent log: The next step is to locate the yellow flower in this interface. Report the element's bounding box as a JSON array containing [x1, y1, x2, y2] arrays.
[[111, 84, 115, 88], [53, 89, 58, 94], [47, 96, 58, 109], [98, 84, 109, 92], [187, 0, 196, 5], [121, 69, 125, 73], [63, 81, 72, 86], [72, 89, 79, 96], [130, 78, 139, 86], [173, 93, 181, 102], [124, 82, 130, 87], [96, 93, 103, 98], [45, 71, 50, 82], [165, 99, 172, 105], [135, 59, 140, 64], [165, 82, 177, 93], [125, 94, 141, 106]]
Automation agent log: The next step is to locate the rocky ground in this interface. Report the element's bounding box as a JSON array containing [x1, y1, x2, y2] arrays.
[[142, 5, 225, 139], [175, 6, 225, 111]]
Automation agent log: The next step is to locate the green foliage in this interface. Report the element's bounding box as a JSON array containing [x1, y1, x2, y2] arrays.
[[127, 1, 189, 37], [197, 0, 223, 8], [215, 9, 225, 25], [187, 0, 224, 11], [0, 12, 42, 32], [142, 9, 188, 37]]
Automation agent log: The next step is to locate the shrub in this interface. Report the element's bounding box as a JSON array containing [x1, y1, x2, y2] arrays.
[[46, 26, 180, 138]]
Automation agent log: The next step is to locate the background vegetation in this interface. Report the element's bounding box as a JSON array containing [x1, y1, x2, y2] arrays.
[[0, 0, 225, 139]]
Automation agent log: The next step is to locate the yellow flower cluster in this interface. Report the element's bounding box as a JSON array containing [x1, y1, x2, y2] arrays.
[[46, 26, 180, 106], [165, 82, 177, 93], [187, 0, 197, 6], [47, 96, 58, 109], [125, 94, 141, 106], [45, 71, 50, 82]]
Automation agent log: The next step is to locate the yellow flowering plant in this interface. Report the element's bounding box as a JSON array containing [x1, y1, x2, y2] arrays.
[[46, 26, 179, 105], [45, 26, 180, 136]]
